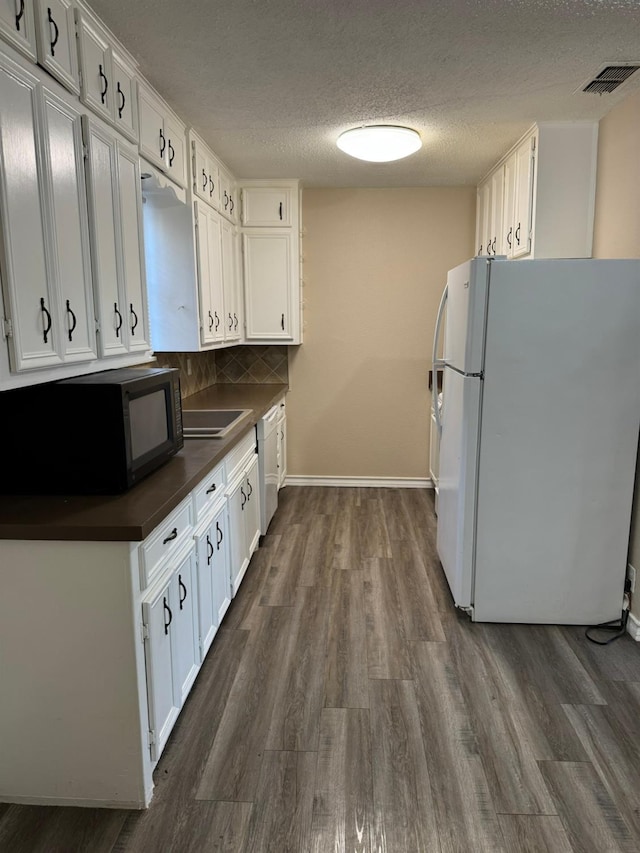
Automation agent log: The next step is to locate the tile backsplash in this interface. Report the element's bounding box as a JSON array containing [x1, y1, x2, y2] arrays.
[[153, 346, 288, 398], [215, 346, 289, 384], [154, 351, 217, 398]]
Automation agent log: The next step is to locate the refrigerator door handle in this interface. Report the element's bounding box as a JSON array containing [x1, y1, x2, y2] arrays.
[[432, 284, 448, 435]]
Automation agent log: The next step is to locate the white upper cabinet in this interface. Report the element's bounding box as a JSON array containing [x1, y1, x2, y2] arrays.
[[218, 166, 237, 223], [76, 7, 138, 142], [475, 122, 598, 261], [241, 187, 292, 227], [0, 54, 96, 372], [34, 0, 78, 93], [83, 114, 148, 358], [240, 180, 301, 344], [138, 80, 186, 187], [221, 217, 241, 342], [191, 134, 219, 209], [0, 0, 37, 60]]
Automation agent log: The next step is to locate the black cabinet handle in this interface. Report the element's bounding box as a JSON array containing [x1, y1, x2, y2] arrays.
[[163, 596, 172, 635], [209, 176, 214, 197], [206, 534, 214, 564], [15, 0, 24, 32], [168, 140, 175, 166], [206, 482, 216, 494], [202, 168, 207, 192], [228, 313, 233, 330], [281, 313, 285, 331], [240, 487, 246, 509], [223, 190, 229, 210], [129, 303, 138, 336], [492, 237, 497, 254], [247, 477, 252, 498], [478, 244, 483, 255], [233, 313, 238, 331], [229, 197, 234, 214], [216, 522, 223, 548], [279, 201, 283, 220], [506, 227, 512, 248], [99, 64, 108, 105], [65, 299, 76, 342], [163, 527, 178, 545], [117, 82, 125, 119], [47, 8, 59, 56], [40, 297, 52, 344], [214, 311, 220, 331], [114, 302, 123, 338], [178, 574, 187, 610], [515, 223, 521, 246], [208, 310, 214, 331], [159, 128, 166, 157]]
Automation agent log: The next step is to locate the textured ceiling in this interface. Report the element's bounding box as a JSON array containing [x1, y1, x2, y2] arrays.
[[89, 0, 640, 187]]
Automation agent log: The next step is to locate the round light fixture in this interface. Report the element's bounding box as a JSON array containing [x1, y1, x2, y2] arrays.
[[336, 125, 422, 162]]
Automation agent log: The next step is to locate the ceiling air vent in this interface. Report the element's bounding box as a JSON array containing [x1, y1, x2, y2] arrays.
[[582, 64, 640, 94]]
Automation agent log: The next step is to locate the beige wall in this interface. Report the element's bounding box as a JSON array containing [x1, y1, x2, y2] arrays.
[[287, 188, 475, 479], [591, 88, 640, 620]]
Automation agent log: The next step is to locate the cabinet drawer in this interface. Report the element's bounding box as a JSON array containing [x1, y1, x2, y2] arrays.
[[192, 461, 226, 522], [225, 428, 257, 482], [139, 496, 193, 589]]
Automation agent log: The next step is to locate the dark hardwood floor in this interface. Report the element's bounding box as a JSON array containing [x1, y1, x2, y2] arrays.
[[2, 486, 640, 852]]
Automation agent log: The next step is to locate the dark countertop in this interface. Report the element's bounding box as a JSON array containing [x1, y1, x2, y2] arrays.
[[0, 384, 287, 542]]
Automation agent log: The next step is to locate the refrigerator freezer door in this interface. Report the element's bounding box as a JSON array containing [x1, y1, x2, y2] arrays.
[[444, 257, 490, 374], [436, 367, 482, 609], [473, 258, 640, 623]]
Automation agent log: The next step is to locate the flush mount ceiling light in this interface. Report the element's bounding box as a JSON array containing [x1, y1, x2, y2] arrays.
[[336, 125, 422, 162]]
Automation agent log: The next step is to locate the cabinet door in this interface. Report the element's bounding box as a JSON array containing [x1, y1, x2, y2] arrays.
[[116, 140, 149, 352], [208, 209, 225, 343], [503, 153, 516, 258], [164, 113, 186, 188], [41, 89, 96, 362], [142, 577, 179, 763], [478, 181, 491, 256], [171, 548, 199, 707], [83, 117, 128, 357], [0, 56, 61, 371], [0, 0, 37, 60], [111, 52, 137, 143], [195, 516, 217, 660], [221, 218, 240, 341], [219, 170, 233, 221], [277, 408, 287, 489], [192, 139, 210, 204], [245, 453, 261, 558], [138, 84, 165, 171], [212, 504, 231, 624], [242, 187, 291, 226], [243, 231, 293, 340], [76, 12, 112, 123], [227, 477, 249, 596], [513, 138, 535, 259], [34, 0, 78, 94], [489, 167, 504, 256], [194, 201, 214, 346]]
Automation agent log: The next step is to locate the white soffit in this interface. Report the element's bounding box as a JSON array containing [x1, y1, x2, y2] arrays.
[[88, 0, 640, 188]]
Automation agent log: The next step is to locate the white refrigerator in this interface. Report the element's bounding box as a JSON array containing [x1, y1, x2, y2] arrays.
[[432, 257, 640, 624]]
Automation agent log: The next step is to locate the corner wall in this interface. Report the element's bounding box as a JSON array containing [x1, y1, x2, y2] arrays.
[[287, 187, 475, 481], [591, 88, 640, 628]]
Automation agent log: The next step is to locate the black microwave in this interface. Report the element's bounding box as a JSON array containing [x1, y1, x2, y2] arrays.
[[1, 367, 183, 494]]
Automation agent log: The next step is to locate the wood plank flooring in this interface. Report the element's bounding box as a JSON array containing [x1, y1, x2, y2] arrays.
[[1, 485, 640, 852]]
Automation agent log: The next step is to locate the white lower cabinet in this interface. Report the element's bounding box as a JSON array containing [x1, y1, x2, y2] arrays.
[[226, 433, 261, 596], [142, 541, 199, 762], [0, 423, 270, 808], [276, 398, 287, 489], [194, 500, 231, 660]]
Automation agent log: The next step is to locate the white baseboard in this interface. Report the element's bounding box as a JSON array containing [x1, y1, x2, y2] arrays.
[[284, 475, 433, 489], [627, 610, 640, 641]]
